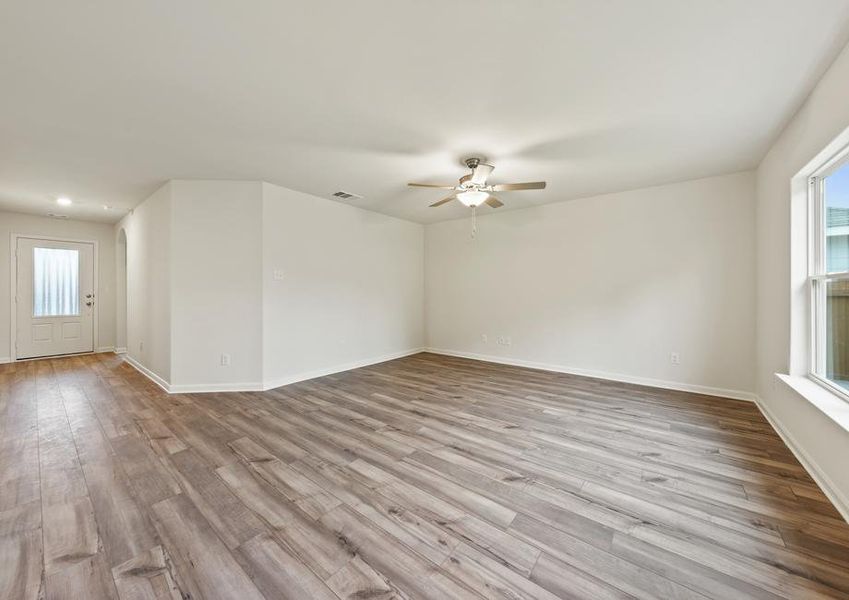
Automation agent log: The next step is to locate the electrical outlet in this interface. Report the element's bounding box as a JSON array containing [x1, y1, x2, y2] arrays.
[[670, 352, 680, 365], [221, 353, 231, 367], [273, 269, 285, 281], [497, 336, 512, 346], [481, 334, 488, 343], [505, 336, 512, 346]]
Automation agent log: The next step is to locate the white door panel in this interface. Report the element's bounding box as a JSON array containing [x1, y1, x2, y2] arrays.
[[16, 238, 94, 359]]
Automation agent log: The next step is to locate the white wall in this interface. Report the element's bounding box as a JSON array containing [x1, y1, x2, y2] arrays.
[[117, 180, 424, 390], [756, 39, 849, 516], [262, 182, 424, 386], [0, 210, 116, 362], [118, 182, 172, 383], [170, 181, 264, 389], [426, 172, 756, 398]]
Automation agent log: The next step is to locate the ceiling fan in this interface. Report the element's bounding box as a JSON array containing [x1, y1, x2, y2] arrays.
[[408, 158, 546, 209]]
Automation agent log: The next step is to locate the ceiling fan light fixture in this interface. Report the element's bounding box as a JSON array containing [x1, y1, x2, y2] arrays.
[[457, 190, 488, 207]]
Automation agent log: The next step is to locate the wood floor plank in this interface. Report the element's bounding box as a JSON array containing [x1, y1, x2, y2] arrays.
[[326, 555, 403, 600], [237, 447, 342, 519], [75, 462, 159, 568], [236, 533, 340, 600], [0, 435, 41, 512], [217, 460, 300, 529], [134, 419, 186, 456], [110, 545, 182, 600], [347, 485, 462, 565], [320, 504, 483, 599], [110, 434, 182, 509], [166, 448, 266, 548], [219, 461, 356, 580], [441, 541, 560, 600], [0, 529, 44, 600], [510, 512, 715, 600], [530, 551, 636, 600], [45, 552, 118, 600], [0, 501, 41, 538], [42, 497, 99, 575], [149, 494, 265, 600], [56, 375, 159, 568]]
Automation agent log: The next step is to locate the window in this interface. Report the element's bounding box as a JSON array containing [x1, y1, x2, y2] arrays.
[[33, 247, 80, 317], [810, 152, 849, 397]]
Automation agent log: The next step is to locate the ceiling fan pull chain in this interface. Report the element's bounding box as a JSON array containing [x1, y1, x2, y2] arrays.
[[471, 206, 477, 239]]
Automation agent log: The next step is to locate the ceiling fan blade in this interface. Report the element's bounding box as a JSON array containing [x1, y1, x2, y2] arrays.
[[429, 196, 455, 207], [408, 182, 457, 189], [471, 163, 494, 185], [491, 181, 546, 191], [485, 196, 504, 208]]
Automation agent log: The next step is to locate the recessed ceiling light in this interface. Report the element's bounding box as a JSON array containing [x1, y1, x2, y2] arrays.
[[56, 197, 72, 206]]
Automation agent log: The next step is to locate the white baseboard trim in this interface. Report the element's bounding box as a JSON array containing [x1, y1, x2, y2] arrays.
[[0, 356, 11, 365], [262, 347, 426, 391], [96, 346, 115, 353], [123, 355, 171, 394], [122, 348, 426, 394], [169, 381, 265, 393], [122, 354, 262, 393], [425, 347, 757, 403], [114, 347, 128, 355], [753, 396, 849, 524]]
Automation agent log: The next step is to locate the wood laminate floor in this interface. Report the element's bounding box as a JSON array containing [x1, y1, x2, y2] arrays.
[[1, 352, 849, 599]]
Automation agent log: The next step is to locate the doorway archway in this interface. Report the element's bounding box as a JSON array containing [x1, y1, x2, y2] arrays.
[[116, 228, 128, 353]]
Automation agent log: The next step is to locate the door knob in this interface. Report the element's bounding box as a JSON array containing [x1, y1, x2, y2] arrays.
[[85, 301, 93, 307]]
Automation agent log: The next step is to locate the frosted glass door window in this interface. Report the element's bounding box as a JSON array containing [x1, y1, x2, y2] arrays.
[[33, 247, 80, 317]]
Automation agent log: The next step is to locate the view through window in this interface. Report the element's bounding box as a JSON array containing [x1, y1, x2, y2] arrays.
[[812, 157, 849, 394]]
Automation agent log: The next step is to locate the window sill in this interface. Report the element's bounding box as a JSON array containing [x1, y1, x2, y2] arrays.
[[775, 373, 849, 434]]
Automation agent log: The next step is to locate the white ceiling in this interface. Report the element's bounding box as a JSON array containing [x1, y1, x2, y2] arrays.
[[2, 1, 849, 224]]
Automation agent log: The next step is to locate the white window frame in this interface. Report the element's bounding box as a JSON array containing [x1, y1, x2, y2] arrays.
[[808, 144, 849, 402]]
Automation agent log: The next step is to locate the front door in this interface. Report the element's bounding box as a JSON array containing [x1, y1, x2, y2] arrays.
[[15, 237, 95, 359]]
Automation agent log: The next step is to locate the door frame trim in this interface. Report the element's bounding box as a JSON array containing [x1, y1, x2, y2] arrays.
[[9, 234, 100, 361]]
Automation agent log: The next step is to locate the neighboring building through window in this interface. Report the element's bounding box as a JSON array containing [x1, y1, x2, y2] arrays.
[[811, 155, 849, 395], [827, 206, 849, 272]]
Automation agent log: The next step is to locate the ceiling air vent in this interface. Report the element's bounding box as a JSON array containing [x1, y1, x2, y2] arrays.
[[332, 191, 362, 200]]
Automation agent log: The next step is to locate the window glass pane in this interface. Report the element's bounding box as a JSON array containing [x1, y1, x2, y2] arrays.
[[826, 279, 849, 392], [33, 247, 80, 317], [824, 161, 849, 272]]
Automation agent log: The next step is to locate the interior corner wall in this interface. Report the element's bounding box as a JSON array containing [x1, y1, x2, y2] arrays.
[[261, 182, 425, 387], [425, 171, 757, 399], [0, 210, 117, 362], [119, 181, 172, 384], [120, 179, 424, 391], [755, 39, 849, 512], [170, 180, 263, 390]]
